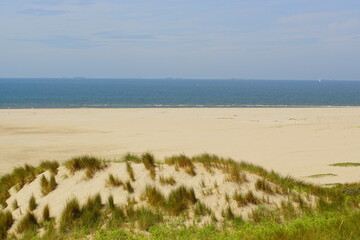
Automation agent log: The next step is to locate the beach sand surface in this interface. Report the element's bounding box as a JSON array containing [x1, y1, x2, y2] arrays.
[[1, 108, 360, 184]]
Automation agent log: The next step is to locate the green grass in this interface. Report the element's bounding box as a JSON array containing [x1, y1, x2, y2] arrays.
[[29, 195, 37, 211], [106, 174, 123, 187], [159, 175, 176, 185], [194, 201, 212, 216], [16, 211, 38, 234], [39, 161, 60, 175], [42, 204, 51, 222], [0, 163, 45, 208], [166, 186, 197, 215], [65, 155, 107, 178], [233, 190, 261, 207], [307, 173, 337, 178], [40, 174, 57, 196], [165, 154, 196, 176], [0, 211, 13, 240], [255, 179, 274, 194], [126, 162, 135, 181], [2, 152, 360, 240], [59, 198, 82, 232], [126, 206, 163, 231], [124, 181, 134, 193], [329, 162, 360, 167], [141, 153, 156, 170]]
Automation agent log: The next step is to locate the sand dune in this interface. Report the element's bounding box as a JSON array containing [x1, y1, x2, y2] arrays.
[[0, 108, 360, 184]]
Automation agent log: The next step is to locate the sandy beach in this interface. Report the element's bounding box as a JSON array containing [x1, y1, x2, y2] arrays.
[[1, 108, 360, 184]]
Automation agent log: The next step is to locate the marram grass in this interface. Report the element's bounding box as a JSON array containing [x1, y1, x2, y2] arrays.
[[1, 153, 360, 240]]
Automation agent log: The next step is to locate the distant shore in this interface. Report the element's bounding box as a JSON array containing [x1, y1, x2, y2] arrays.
[[1, 107, 360, 184]]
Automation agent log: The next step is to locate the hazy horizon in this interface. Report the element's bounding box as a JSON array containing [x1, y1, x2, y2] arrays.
[[1, 1, 359, 80]]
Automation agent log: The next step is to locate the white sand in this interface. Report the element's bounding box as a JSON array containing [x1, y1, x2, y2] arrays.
[[1, 108, 360, 184]]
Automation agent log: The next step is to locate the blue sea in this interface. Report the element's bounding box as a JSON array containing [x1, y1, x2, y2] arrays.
[[0, 78, 360, 108]]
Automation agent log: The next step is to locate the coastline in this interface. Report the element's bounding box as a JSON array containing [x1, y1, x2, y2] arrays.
[[1, 107, 360, 185]]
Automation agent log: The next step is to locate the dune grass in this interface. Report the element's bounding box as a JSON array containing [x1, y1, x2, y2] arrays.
[[0, 163, 45, 207], [159, 175, 176, 185], [166, 186, 197, 215], [39, 161, 60, 175], [106, 174, 123, 187], [65, 155, 107, 179], [194, 201, 212, 216], [233, 190, 261, 207], [59, 198, 82, 232], [42, 204, 51, 222], [40, 175, 57, 196], [255, 179, 274, 194], [126, 162, 135, 181], [165, 154, 196, 176], [2, 152, 360, 239], [29, 195, 37, 211], [0, 211, 13, 240], [124, 180, 134, 193], [141, 153, 155, 170], [16, 211, 38, 234]]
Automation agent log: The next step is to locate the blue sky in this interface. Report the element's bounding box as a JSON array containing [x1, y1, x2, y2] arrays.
[[1, 0, 359, 80]]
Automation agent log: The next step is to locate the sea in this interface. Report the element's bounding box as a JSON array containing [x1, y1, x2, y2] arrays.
[[0, 78, 360, 108]]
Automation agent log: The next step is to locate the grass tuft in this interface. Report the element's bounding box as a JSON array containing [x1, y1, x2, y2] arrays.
[[59, 198, 82, 232], [224, 164, 247, 183], [165, 154, 196, 176], [122, 153, 141, 163], [39, 160, 60, 175], [106, 174, 123, 187], [0, 211, 13, 239], [255, 179, 274, 194], [80, 194, 103, 229], [42, 204, 51, 222], [107, 195, 115, 210], [40, 174, 57, 196], [194, 201, 212, 216], [233, 190, 261, 207], [159, 175, 176, 185], [141, 152, 155, 170], [143, 185, 165, 208], [16, 211, 38, 233], [29, 195, 37, 211], [124, 180, 134, 193], [65, 155, 107, 178], [126, 162, 135, 181], [126, 206, 163, 230], [166, 186, 197, 215]]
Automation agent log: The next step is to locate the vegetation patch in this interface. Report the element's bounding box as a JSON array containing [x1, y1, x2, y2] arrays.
[[159, 175, 176, 185], [126, 162, 135, 181], [2, 152, 360, 239], [255, 179, 274, 194], [307, 173, 337, 178], [40, 174, 57, 196], [165, 154, 196, 176], [106, 174, 123, 187], [329, 162, 360, 167], [65, 155, 107, 178]]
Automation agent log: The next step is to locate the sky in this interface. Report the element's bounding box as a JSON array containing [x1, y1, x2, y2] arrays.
[[0, 0, 359, 80]]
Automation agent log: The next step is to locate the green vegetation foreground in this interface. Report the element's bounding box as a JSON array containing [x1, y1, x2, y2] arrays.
[[0, 153, 360, 240]]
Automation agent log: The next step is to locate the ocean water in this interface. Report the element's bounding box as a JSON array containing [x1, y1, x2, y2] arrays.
[[0, 78, 360, 108]]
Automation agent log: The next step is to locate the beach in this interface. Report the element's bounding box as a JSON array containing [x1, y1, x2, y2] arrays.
[[1, 108, 359, 184]]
